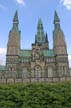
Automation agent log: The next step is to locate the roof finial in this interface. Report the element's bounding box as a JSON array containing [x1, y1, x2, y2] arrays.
[[12, 10, 19, 30], [13, 10, 18, 23], [54, 11, 60, 24], [37, 18, 44, 33], [46, 33, 48, 43]]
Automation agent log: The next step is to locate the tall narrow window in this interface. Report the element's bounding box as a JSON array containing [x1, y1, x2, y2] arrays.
[[34, 66, 41, 78]]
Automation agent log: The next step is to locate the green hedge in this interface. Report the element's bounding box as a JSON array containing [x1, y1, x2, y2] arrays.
[[0, 82, 71, 108]]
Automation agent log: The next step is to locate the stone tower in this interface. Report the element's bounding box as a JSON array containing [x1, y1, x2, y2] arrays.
[[53, 11, 70, 76], [6, 11, 21, 75]]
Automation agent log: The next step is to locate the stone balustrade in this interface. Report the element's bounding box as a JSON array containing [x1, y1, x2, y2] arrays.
[[0, 76, 71, 84]]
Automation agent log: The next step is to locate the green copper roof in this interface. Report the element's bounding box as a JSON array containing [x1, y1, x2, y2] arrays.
[[43, 50, 55, 57], [20, 50, 31, 57], [54, 11, 60, 31], [0, 66, 5, 71], [37, 18, 43, 28], [13, 10, 18, 22], [54, 11, 60, 23], [37, 18, 44, 35], [36, 18, 46, 43]]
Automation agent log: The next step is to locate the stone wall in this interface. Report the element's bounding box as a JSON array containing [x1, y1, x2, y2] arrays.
[[0, 76, 71, 84]]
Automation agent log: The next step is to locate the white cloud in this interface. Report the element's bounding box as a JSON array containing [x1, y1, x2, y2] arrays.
[[0, 4, 5, 9], [0, 48, 6, 55], [60, 0, 71, 10], [0, 48, 6, 66], [16, 0, 25, 6]]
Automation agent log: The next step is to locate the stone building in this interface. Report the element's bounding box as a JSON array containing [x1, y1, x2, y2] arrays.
[[0, 11, 70, 79]]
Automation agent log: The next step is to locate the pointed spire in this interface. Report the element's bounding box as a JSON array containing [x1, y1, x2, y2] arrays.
[[38, 18, 43, 27], [54, 11, 60, 24], [12, 10, 19, 30], [46, 33, 48, 43], [13, 10, 18, 23], [37, 18, 44, 35], [35, 18, 45, 44], [45, 33, 49, 49], [37, 18, 43, 31], [35, 35, 37, 43], [54, 11, 60, 30]]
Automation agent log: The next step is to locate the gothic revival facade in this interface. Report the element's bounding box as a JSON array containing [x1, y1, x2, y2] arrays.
[[0, 11, 70, 79]]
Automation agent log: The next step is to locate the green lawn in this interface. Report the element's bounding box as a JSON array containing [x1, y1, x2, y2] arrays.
[[0, 82, 71, 108]]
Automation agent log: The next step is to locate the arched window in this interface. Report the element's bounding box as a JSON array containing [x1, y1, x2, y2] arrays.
[[22, 68, 28, 79], [34, 66, 42, 78], [48, 67, 53, 77]]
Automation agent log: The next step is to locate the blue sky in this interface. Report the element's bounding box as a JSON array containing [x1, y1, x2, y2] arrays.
[[0, 0, 71, 66]]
